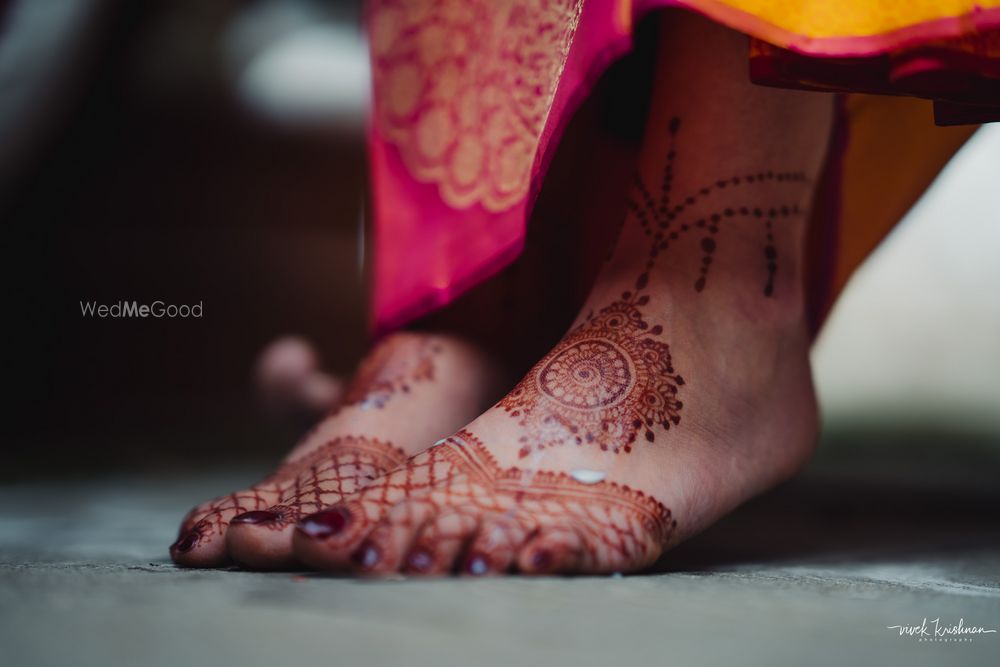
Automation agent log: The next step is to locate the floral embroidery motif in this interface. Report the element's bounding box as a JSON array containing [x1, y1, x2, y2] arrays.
[[370, 0, 584, 211]]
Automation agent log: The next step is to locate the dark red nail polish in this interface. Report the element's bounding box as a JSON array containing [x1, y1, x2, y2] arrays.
[[231, 510, 278, 525], [171, 531, 198, 554], [296, 507, 350, 539], [406, 548, 433, 573], [531, 549, 553, 571], [465, 552, 491, 576], [351, 541, 381, 570]]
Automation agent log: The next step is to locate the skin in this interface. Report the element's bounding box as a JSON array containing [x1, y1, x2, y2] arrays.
[[289, 11, 834, 575], [172, 10, 834, 575], [170, 331, 503, 569]]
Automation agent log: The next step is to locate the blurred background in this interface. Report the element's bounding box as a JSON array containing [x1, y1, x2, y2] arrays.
[[1, 0, 998, 480]]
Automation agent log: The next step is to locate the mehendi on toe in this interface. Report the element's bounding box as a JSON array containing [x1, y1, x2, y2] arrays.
[[174, 436, 406, 546]]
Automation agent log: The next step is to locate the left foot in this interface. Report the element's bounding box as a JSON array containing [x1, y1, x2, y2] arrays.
[[170, 331, 500, 569]]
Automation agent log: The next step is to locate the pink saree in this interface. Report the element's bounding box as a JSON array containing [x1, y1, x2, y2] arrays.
[[366, 0, 997, 336]]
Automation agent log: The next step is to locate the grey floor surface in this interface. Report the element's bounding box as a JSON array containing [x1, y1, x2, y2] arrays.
[[2, 434, 998, 667]]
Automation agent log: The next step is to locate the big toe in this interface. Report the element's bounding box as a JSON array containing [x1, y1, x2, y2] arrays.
[[225, 506, 301, 571]]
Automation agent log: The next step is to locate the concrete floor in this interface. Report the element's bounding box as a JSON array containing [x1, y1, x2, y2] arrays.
[[1, 432, 998, 667]]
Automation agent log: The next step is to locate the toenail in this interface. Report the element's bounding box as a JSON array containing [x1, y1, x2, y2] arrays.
[[530, 549, 553, 571], [231, 510, 278, 525], [350, 541, 381, 570], [296, 507, 351, 539], [406, 548, 434, 573], [171, 531, 199, 554], [465, 552, 491, 576]]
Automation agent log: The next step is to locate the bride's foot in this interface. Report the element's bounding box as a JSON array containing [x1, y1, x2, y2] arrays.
[[170, 331, 501, 569], [290, 11, 834, 575]]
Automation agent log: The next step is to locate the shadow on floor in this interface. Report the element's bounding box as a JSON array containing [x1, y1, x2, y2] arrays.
[[661, 426, 1000, 572]]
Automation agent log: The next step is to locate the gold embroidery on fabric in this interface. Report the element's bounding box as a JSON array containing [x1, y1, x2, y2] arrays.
[[371, 0, 584, 212]]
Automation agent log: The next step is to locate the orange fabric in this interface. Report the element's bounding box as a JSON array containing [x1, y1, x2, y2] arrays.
[[832, 96, 977, 304]]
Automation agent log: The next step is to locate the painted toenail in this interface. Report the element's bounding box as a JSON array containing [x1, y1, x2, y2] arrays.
[[465, 552, 491, 576], [171, 531, 198, 554], [351, 541, 381, 570], [531, 549, 553, 571], [406, 548, 434, 573], [296, 507, 350, 539], [231, 511, 278, 525]]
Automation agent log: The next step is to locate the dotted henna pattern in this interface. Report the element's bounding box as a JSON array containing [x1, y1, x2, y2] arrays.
[[495, 118, 810, 457], [177, 436, 406, 546], [325, 430, 676, 573], [627, 117, 808, 296], [499, 289, 684, 457]]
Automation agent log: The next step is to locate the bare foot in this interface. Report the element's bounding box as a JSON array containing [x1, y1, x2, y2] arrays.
[[254, 336, 345, 421], [170, 331, 501, 569], [290, 12, 834, 576]]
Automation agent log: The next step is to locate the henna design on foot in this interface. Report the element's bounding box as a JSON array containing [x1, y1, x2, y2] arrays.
[[295, 430, 677, 574], [499, 287, 684, 457], [627, 117, 807, 296], [340, 337, 443, 409], [495, 118, 812, 458], [171, 436, 405, 557]]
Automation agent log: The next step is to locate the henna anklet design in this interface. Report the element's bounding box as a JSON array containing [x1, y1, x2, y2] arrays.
[[628, 117, 808, 296]]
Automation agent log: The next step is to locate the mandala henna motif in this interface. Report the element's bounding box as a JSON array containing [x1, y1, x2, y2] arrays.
[[308, 430, 676, 573], [340, 337, 443, 409], [500, 289, 684, 457], [174, 436, 406, 549]]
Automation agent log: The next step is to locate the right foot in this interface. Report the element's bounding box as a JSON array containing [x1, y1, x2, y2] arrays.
[[289, 11, 835, 576], [170, 331, 501, 569]]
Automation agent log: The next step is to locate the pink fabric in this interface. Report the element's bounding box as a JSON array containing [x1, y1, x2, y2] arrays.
[[368, 0, 631, 336], [367, 0, 997, 336]]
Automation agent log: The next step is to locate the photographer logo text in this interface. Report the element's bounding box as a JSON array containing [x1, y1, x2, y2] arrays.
[[887, 617, 997, 643], [80, 300, 203, 319]]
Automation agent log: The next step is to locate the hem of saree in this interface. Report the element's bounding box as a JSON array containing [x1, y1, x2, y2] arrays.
[[369, 0, 986, 337], [371, 25, 639, 337], [642, 0, 1000, 57]]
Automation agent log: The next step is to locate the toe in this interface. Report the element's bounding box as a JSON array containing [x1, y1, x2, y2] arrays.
[[349, 500, 436, 575], [225, 506, 301, 571], [516, 526, 586, 575], [292, 448, 459, 571], [461, 513, 535, 577], [170, 517, 231, 568], [170, 487, 281, 568], [292, 501, 374, 570], [170, 508, 233, 568], [403, 510, 479, 576]]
